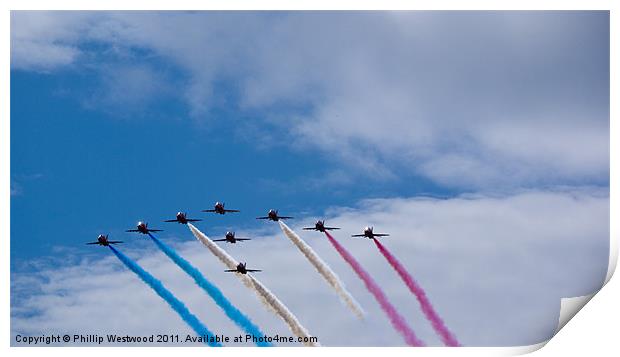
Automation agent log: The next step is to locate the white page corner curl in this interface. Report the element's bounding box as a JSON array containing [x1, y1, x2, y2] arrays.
[[556, 293, 596, 333]]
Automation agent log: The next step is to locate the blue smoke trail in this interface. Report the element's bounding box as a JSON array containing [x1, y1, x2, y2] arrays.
[[109, 245, 222, 347], [147, 233, 272, 347]]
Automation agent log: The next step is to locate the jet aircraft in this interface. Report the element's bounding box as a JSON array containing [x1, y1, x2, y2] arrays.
[[126, 221, 163, 234], [86, 234, 123, 246], [225, 262, 262, 274], [203, 202, 240, 215], [164, 212, 202, 224], [213, 231, 251, 244], [351, 226, 390, 239], [256, 209, 293, 221], [303, 220, 340, 232]]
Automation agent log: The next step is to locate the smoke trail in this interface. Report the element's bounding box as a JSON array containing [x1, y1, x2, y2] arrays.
[[244, 274, 317, 346], [278, 221, 365, 319], [324, 232, 425, 347], [108, 246, 221, 347], [373, 239, 459, 346], [187, 224, 319, 347], [147, 233, 272, 347]]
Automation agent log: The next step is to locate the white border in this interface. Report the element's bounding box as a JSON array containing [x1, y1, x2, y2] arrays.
[[2, 1, 617, 356]]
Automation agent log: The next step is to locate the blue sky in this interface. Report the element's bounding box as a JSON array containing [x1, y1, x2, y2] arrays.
[[10, 11, 610, 346], [11, 68, 452, 261]]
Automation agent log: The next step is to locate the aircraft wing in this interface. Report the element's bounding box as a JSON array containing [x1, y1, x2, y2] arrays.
[[256, 217, 270, 220], [126, 229, 140, 232], [373, 234, 390, 237], [302, 227, 315, 230], [351, 234, 366, 237], [148, 229, 164, 232], [108, 240, 123, 244], [202, 209, 217, 212], [224, 209, 240, 213], [279, 216, 293, 219], [86, 242, 101, 245], [213, 239, 228, 242], [325, 227, 340, 230], [163, 219, 178, 222], [235, 238, 251, 241], [246, 269, 262, 272], [186, 219, 202, 222], [224, 269, 237, 272]]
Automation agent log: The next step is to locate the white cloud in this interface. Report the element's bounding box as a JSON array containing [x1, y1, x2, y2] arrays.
[[11, 189, 609, 346], [80, 63, 170, 117], [10, 11, 95, 71], [10, 40, 79, 72], [10, 11, 609, 188]]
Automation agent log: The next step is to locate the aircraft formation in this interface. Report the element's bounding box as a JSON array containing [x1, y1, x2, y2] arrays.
[[85, 201, 459, 347], [87, 201, 390, 274]]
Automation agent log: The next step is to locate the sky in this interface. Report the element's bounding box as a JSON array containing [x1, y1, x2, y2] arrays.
[[10, 11, 610, 347]]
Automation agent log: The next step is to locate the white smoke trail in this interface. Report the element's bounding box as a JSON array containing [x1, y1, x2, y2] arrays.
[[187, 224, 319, 347], [244, 275, 317, 346], [278, 221, 365, 319]]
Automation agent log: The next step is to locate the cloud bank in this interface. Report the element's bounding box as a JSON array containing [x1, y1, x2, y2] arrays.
[[11, 189, 609, 346], [10, 11, 610, 189]]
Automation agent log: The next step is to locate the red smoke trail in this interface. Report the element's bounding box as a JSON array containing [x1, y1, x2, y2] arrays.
[[373, 239, 460, 347], [324, 232, 425, 347]]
